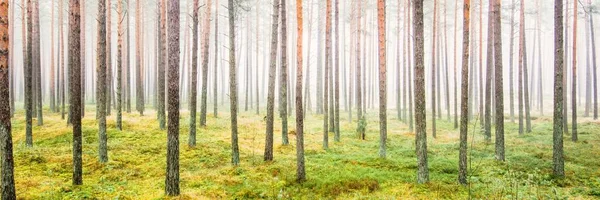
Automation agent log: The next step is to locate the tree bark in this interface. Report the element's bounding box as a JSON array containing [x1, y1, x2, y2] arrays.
[[213, 0, 219, 117], [228, 0, 240, 166], [431, 0, 438, 138], [265, 0, 280, 161], [323, 0, 331, 149], [0, 0, 16, 197], [484, 0, 494, 141], [377, 0, 386, 158], [459, 0, 471, 185], [157, 0, 166, 130], [165, 0, 180, 195], [189, 0, 199, 147], [295, 0, 305, 182], [571, 0, 578, 141], [25, 0, 32, 147], [106, 0, 112, 116], [200, 0, 212, 126], [116, 0, 123, 130], [414, 0, 429, 184], [553, 0, 565, 178], [97, 0, 108, 163], [68, 0, 82, 185], [280, 0, 289, 145], [136, 0, 144, 115], [494, 0, 505, 162]]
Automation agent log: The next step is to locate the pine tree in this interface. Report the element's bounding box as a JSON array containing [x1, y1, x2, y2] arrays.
[[97, 0, 108, 163], [295, 0, 305, 182], [0, 0, 16, 196], [414, 0, 429, 184], [189, 0, 199, 147], [68, 0, 82, 185], [265, 0, 280, 161], [228, 0, 240, 166], [376, 0, 387, 158], [553, 0, 565, 178], [459, 0, 471, 185], [494, 0, 505, 162], [165, 0, 180, 195]]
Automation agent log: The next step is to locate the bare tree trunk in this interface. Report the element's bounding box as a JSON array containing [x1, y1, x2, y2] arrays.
[[592, 5, 598, 120], [414, 0, 429, 184], [334, 0, 340, 142], [407, 0, 413, 131], [459, 0, 471, 185], [50, 0, 56, 113], [106, 0, 112, 116], [431, 0, 438, 138], [518, 0, 525, 135], [571, 0, 578, 141], [295, 0, 305, 182], [136, 0, 144, 115], [81, 0, 86, 117], [228, 0, 240, 166], [509, 0, 515, 122], [125, 0, 131, 113], [0, 0, 16, 197], [377, 0, 386, 158], [323, 0, 331, 149], [316, 0, 323, 114], [97, 0, 108, 163], [553, 0, 565, 178], [494, 0, 505, 162], [522, 0, 531, 133], [189, 0, 199, 147], [264, 0, 280, 161], [280, 0, 289, 145], [213, 0, 219, 117], [165, 0, 180, 195], [199, 0, 212, 127], [25, 0, 32, 147], [33, 0, 41, 125], [157, 0, 166, 130], [116, 0, 123, 130], [68, 0, 82, 185], [453, 0, 458, 129], [484, 0, 494, 141], [356, 0, 364, 139]]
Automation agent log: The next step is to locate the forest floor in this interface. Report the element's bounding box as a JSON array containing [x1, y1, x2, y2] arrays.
[[8, 105, 600, 199]]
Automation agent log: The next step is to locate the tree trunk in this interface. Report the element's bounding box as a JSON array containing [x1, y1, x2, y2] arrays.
[[81, 0, 86, 117], [157, 0, 166, 130], [106, 0, 112, 116], [97, 0, 108, 163], [522, 0, 531, 133], [213, 0, 219, 117], [265, 0, 280, 161], [334, 0, 340, 142], [228, 0, 240, 166], [356, 0, 364, 139], [592, 5, 598, 120], [571, 0, 577, 141], [494, 0, 505, 162], [165, 0, 180, 195], [189, 0, 199, 147], [459, 0, 471, 185], [453, 0, 458, 129], [25, 0, 32, 147], [33, 0, 41, 125], [553, 0, 565, 178], [518, 0, 524, 135], [509, 0, 515, 122], [136, 0, 144, 115], [0, 0, 16, 197], [295, 0, 305, 182], [316, 1, 323, 114], [50, 0, 56, 113], [280, 0, 289, 145], [377, 0, 386, 158], [484, 0, 494, 141], [323, 0, 331, 149], [68, 0, 82, 185], [431, 0, 437, 138], [116, 0, 123, 130], [414, 0, 429, 184], [199, 0, 212, 127]]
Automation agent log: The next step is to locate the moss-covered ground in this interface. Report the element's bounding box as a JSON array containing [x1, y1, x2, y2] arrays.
[[8, 105, 600, 199]]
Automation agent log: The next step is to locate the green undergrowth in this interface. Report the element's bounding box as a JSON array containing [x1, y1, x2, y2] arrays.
[[7, 105, 600, 199]]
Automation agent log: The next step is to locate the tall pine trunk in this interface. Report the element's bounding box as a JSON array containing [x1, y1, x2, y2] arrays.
[[494, 0, 505, 161], [459, 0, 471, 185], [199, 0, 212, 126], [414, 0, 429, 184], [0, 0, 17, 197], [189, 0, 199, 147], [165, 0, 180, 195], [228, 0, 240, 166], [280, 0, 289, 145], [68, 0, 82, 185], [295, 0, 305, 182], [553, 0, 565, 178], [97, 0, 108, 163], [264, 0, 280, 161], [376, 0, 386, 158]]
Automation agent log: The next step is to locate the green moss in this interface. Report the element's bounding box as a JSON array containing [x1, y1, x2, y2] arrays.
[[7, 107, 600, 199]]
